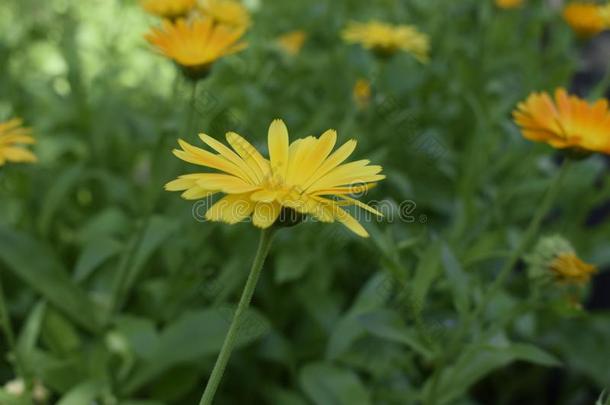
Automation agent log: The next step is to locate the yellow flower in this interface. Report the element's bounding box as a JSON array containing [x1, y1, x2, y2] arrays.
[[141, 0, 196, 19], [495, 0, 524, 9], [276, 30, 307, 56], [165, 119, 385, 237], [198, 0, 251, 27], [549, 253, 597, 284], [512, 88, 610, 155], [562, 3, 607, 37], [0, 118, 36, 167], [342, 20, 429, 62], [353, 79, 372, 110], [145, 18, 247, 80]]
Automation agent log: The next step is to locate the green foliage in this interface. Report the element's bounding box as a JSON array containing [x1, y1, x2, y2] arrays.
[[0, 0, 608, 404]]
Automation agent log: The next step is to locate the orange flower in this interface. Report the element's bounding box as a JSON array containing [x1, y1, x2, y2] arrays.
[[550, 253, 597, 284], [496, 0, 524, 9], [145, 18, 247, 79], [563, 3, 607, 37], [513, 88, 610, 154], [276, 31, 307, 56], [141, 0, 196, 19]]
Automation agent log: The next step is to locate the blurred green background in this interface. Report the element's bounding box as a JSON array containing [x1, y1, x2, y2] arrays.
[[0, 0, 609, 404]]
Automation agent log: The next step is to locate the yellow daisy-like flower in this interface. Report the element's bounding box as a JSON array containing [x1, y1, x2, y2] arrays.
[[342, 20, 429, 62], [353, 78, 372, 110], [512, 88, 610, 155], [495, 0, 524, 9], [549, 253, 597, 284], [141, 0, 196, 19], [198, 0, 251, 27], [276, 30, 307, 56], [562, 3, 607, 38], [145, 18, 247, 80], [165, 119, 385, 237], [0, 118, 37, 167]]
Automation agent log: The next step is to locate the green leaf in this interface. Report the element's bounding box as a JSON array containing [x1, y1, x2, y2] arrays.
[[427, 342, 560, 404], [122, 307, 270, 394], [358, 309, 433, 360], [299, 362, 371, 405], [0, 226, 102, 333], [411, 241, 442, 316], [56, 381, 105, 405], [37, 165, 83, 236], [73, 237, 122, 282], [441, 242, 469, 315], [326, 274, 391, 359]]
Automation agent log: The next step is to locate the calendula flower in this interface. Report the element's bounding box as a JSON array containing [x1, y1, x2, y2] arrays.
[[562, 2, 607, 37], [353, 78, 372, 110], [198, 0, 251, 27], [527, 236, 598, 285], [141, 0, 196, 19], [0, 118, 36, 167], [166, 119, 385, 237], [276, 30, 307, 56], [550, 253, 597, 284], [496, 0, 524, 9], [513, 88, 610, 155], [342, 20, 429, 62], [145, 18, 247, 80]]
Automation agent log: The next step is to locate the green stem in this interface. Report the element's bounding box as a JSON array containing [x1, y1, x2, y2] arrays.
[[447, 159, 571, 359], [0, 274, 26, 381], [480, 159, 570, 307], [199, 227, 276, 405]]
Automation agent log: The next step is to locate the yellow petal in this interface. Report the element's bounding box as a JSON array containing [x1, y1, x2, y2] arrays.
[[252, 202, 281, 228], [174, 139, 251, 182], [205, 194, 255, 224], [199, 133, 258, 183], [268, 119, 289, 179], [302, 139, 357, 190], [225, 131, 270, 180], [195, 173, 260, 194], [3, 147, 37, 163], [250, 189, 278, 202]]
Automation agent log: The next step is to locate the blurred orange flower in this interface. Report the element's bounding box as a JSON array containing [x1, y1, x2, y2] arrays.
[[513, 88, 610, 155], [141, 0, 196, 19], [145, 18, 247, 79]]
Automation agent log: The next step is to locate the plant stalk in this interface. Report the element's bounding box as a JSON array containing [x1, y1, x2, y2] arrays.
[[199, 227, 276, 405]]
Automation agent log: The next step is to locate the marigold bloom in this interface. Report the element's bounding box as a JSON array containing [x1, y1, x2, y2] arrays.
[[166, 119, 385, 237], [353, 79, 372, 110], [198, 0, 250, 27], [562, 3, 607, 37], [496, 0, 524, 9], [513, 88, 610, 155], [550, 253, 597, 284], [145, 18, 247, 80], [342, 20, 429, 62], [0, 118, 36, 167], [276, 30, 307, 56], [141, 0, 196, 19]]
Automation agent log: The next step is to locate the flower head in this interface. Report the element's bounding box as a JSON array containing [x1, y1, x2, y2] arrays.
[[495, 0, 524, 9], [342, 20, 429, 62], [141, 0, 196, 19], [198, 0, 251, 27], [276, 30, 307, 56], [562, 3, 607, 37], [550, 253, 597, 284], [145, 18, 247, 80], [165, 119, 385, 237], [0, 118, 37, 167], [513, 88, 610, 155], [353, 78, 372, 110]]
